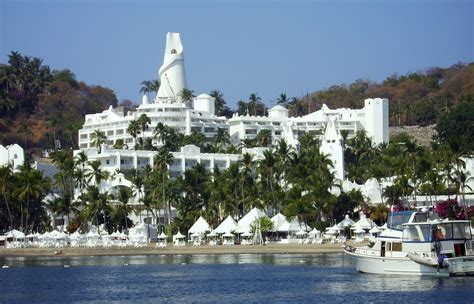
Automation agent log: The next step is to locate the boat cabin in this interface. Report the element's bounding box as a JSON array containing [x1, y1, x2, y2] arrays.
[[402, 220, 472, 257]]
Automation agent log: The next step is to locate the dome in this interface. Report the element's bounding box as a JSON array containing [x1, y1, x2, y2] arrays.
[[195, 93, 213, 99], [269, 105, 289, 118]]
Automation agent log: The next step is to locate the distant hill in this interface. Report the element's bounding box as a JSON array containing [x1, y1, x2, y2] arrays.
[[0, 52, 118, 152]]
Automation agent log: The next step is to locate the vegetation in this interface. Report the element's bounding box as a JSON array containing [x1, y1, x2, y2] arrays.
[[0, 51, 118, 151], [1, 51, 473, 234]]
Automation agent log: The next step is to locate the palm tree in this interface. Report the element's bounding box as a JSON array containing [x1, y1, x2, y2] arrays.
[[153, 122, 169, 147], [212, 128, 231, 153], [15, 164, 51, 230], [248, 93, 261, 116], [91, 129, 106, 152], [259, 149, 277, 212], [178, 88, 194, 104], [276, 93, 290, 107], [113, 139, 125, 149], [115, 186, 132, 230], [75, 151, 88, 167], [82, 185, 112, 230], [86, 160, 109, 186], [127, 119, 140, 149], [153, 147, 174, 224], [0, 164, 14, 229], [139, 80, 152, 97], [239, 153, 256, 216], [140, 80, 160, 98], [137, 114, 151, 149], [256, 129, 272, 147], [46, 194, 78, 230], [50, 150, 75, 196], [74, 167, 88, 192], [210, 90, 231, 117], [150, 80, 160, 95]]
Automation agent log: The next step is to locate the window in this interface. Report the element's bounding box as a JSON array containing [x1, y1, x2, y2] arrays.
[[13, 154, 17, 159], [106, 160, 110, 165], [392, 243, 402, 251]]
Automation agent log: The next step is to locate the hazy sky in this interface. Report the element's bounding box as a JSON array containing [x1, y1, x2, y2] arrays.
[[1, 0, 472, 109]]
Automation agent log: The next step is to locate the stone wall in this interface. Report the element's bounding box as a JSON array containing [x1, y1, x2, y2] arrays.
[[389, 125, 437, 147]]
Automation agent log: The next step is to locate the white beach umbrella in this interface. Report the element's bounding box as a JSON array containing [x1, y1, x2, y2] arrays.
[[295, 228, 307, 236], [215, 215, 238, 234], [223, 231, 234, 238], [271, 213, 288, 232], [207, 230, 217, 237], [158, 232, 167, 239], [188, 216, 211, 235], [235, 208, 266, 234], [174, 231, 185, 239], [337, 214, 356, 228], [308, 228, 321, 236]]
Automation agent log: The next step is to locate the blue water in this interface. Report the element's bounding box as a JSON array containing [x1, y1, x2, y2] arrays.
[[0, 253, 473, 303]]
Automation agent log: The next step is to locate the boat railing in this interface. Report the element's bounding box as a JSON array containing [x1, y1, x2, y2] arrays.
[[354, 247, 432, 258]]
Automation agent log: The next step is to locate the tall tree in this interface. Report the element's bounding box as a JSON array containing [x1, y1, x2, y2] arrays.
[[153, 147, 174, 224], [127, 119, 140, 149], [91, 129, 106, 152], [137, 114, 151, 149]]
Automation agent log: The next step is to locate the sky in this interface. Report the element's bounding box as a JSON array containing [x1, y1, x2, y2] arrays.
[[1, 0, 473, 109]]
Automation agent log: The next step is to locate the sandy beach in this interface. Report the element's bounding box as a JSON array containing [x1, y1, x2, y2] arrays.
[[0, 243, 344, 257]]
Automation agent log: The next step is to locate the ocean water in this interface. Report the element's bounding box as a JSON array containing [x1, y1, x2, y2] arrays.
[[0, 253, 473, 303]]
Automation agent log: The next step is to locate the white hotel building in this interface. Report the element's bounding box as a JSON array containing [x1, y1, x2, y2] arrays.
[[74, 32, 390, 212], [228, 98, 389, 147]]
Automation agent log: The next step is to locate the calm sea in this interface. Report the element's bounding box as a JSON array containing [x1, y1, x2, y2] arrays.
[[0, 253, 473, 303]]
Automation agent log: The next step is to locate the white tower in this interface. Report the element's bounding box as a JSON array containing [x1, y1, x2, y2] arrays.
[[156, 32, 188, 103], [320, 116, 344, 181], [364, 98, 389, 144]]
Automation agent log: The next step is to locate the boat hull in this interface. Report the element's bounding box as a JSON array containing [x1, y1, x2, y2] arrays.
[[344, 250, 450, 276]]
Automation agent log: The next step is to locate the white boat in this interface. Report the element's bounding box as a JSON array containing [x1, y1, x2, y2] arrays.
[[344, 210, 474, 276]]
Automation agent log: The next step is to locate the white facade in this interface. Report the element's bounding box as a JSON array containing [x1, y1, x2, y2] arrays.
[[0, 144, 24, 170], [75, 144, 240, 180], [320, 117, 344, 181], [228, 98, 389, 147]]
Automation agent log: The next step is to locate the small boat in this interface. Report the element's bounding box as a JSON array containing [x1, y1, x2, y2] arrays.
[[344, 210, 474, 276], [406, 252, 438, 267]]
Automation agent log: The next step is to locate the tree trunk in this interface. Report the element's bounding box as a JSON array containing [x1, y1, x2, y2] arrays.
[[3, 189, 13, 229], [25, 190, 30, 231]]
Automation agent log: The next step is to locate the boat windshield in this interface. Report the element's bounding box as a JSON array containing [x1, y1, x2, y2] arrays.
[[403, 222, 472, 242], [388, 212, 414, 230]]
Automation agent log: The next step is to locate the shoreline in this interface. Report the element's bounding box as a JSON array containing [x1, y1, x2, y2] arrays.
[[0, 243, 344, 258]]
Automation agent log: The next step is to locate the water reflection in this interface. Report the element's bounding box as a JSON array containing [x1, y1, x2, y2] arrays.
[[0, 253, 348, 267], [1, 253, 473, 303]]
